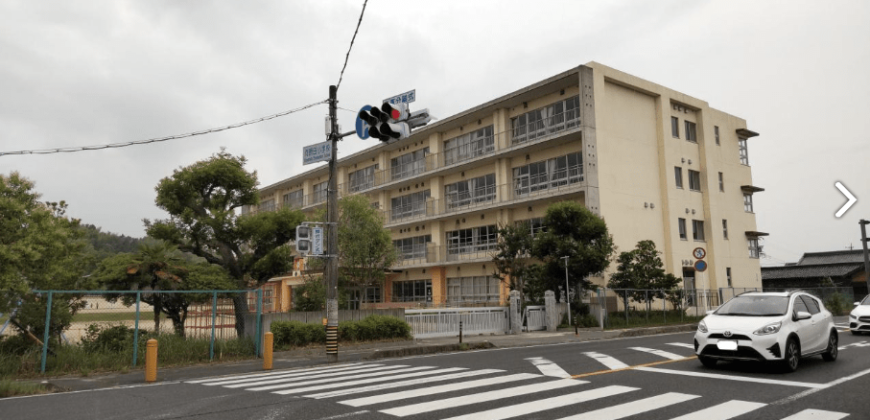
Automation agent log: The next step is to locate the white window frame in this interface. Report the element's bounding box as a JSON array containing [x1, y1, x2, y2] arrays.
[[446, 225, 498, 257], [445, 174, 496, 210], [391, 148, 429, 181], [313, 181, 328, 204], [447, 276, 500, 303], [349, 165, 377, 193], [674, 167, 683, 189], [444, 127, 494, 166], [283, 190, 304, 209], [391, 190, 430, 221], [722, 219, 729, 240], [748, 238, 760, 258], [715, 126, 720, 145], [718, 172, 724, 192], [678, 218, 687, 240], [513, 152, 583, 197], [685, 120, 697, 142], [393, 235, 431, 261], [510, 96, 580, 145], [671, 116, 680, 138]]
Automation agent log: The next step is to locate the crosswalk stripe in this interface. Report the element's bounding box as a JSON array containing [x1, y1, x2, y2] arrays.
[[668, 400, 766, 420], [243, 366, 435, 391], [306, 369, 506, 399], [186, 363, 367, 384], [339, 372, 543, 406], [583, 352, 629, 370], [780, 409, 849, 420], [220, 365, 412, 388], [526, 357, 571, 377], [380, 378, 586, 417], [271, 367, 467, 395], [440, 385, 638, 420], [667, 342, 695, 349], [556, 392, 700, 420], [629, 347, 686, 360]]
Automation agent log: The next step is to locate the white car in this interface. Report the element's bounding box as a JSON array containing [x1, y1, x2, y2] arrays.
[[694, 291, 837, 372], [849, 294, 870, 334]]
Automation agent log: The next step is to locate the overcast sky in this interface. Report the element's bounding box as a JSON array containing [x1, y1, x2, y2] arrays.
[[2, 0, 868, 267]]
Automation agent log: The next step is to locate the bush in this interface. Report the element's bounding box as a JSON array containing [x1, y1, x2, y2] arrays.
[[271, 315, 410, 348], [271, 321, 326, 347], [80, 324, 144, 353], [825, 293, 850, 316]]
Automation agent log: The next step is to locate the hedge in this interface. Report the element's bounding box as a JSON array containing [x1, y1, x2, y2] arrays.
[[271, 315, 411, 348]]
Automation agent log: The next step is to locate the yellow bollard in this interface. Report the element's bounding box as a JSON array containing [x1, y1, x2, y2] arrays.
[[263, 332, 274, 370], [145, 338, 158, 383]]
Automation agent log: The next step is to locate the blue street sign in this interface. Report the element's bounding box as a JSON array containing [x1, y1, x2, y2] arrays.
[[384, 89, 416, 106], [355, 104, 372, 140], [694, 260, 708, 272]]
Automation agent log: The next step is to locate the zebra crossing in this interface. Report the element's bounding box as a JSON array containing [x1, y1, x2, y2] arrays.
[[187, 354, 851, 420]]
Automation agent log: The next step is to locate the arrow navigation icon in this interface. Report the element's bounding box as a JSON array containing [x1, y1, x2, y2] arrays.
[[835, 181, 857, 218]]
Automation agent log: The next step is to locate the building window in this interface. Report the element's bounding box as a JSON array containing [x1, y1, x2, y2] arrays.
[[445, 174, 496, 210], [283, 190, 303, 209], [364, 286, 381, 303], [391, 148, 429, 181], [671, 117, 679, 138], [393, 235, 431, 261], [726, 267, 732, 287], [391, 279, 431, 302], [678, 218, 687, 240], [349, 165, 377, 193], [739, 138, 749, 165], [446, 225, 498, 259], [511, 96, 580, 145], [674, 167, 683, 189], [444, 127, 494, 166], [313, 181, 328, 204], [692, 220, 705, 241], [391, 190, 430, 221], [258, 198, 276, 213], [688, 170, 701, 192], [722, 219, 728, 240], [744, 193, 754, 213], [748, 238, 760, 258], [515, 218, 546, 238], [718, 172, 724, 192], [513, 152, 583, 197], [447, 276, 500, 303], [685, 121, 697, 142], [715, 126, 720, 145]]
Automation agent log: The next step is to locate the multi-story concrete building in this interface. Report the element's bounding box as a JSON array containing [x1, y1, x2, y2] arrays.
[[245, 62, 765, 310]]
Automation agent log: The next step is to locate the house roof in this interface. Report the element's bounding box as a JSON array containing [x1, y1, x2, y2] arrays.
[[761, 263, 863, 280], [797, 250, 868, 265]]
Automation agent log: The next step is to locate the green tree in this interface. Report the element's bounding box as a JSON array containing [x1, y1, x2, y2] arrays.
[[0, 173, 88, 344], [92, 241, 235, 336], [608, 240, 681, 312], [144, 151, 305, 335], [531, 201, 615, 306], [492, 221, 536, 305], [294, 275, 327, 312]]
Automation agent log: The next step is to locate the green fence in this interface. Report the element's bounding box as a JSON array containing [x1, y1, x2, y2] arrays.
[[1, 290, 262, 374]]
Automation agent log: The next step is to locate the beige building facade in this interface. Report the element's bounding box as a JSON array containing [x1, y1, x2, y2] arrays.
[[246, 62, 765, 309]]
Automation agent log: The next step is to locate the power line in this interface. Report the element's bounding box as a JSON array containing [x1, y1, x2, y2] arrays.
[[0, 100, 328, 157], [335, 0, 369, 92]]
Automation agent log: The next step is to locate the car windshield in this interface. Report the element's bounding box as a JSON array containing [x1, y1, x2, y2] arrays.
[[861, 295, 870, 305], [715, 295, 789, 316]]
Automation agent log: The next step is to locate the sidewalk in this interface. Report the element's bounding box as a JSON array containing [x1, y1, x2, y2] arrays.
[[39, 324, 696, 393]]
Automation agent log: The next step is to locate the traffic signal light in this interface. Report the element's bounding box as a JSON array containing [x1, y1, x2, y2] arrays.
[[358, 102, 410, 142], [296, 225, 311, 255]]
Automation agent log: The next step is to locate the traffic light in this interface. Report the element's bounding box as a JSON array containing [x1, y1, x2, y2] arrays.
[[358, 102, 410, 142], [296, 225, 311, 255]]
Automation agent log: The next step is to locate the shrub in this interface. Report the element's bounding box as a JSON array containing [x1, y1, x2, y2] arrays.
[[271, 321, 326, 347], [825, 293, 850, 316], [80, 324, 143, 353], [271, 315, 410, 348]]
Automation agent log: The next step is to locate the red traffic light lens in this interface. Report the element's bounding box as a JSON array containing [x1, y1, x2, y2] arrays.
[[389, 108, 400, 119]]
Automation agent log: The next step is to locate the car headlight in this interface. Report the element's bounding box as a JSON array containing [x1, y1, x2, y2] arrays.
[[698, 320, 708, 333], [753, 321, 782, 336], [850, 313, 857, 320]]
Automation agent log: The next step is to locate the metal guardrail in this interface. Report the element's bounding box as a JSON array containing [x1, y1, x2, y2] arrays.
[[405, 307, 507, 338]]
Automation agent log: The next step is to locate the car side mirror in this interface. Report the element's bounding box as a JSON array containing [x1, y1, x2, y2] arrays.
[[795, 311, 811, 320], [856, 302, 861, 306], [706, 310, 715, 315]]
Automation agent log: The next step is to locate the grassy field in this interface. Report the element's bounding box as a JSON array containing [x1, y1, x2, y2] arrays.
[[72, 312, 168, 323]]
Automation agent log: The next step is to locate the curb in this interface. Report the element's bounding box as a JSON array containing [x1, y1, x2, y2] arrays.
[[616, 324, 698, 337], [365, 342, 496, 359]]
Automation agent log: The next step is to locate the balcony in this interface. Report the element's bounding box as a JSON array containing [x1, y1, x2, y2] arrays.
[[394, 242, 495, 269]]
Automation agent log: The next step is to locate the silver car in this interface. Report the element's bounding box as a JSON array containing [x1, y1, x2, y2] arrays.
[[849, 294, 870, 335], [694, 291, 837, 372]]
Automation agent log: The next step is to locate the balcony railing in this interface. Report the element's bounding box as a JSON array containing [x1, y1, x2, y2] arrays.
[[512, 108, 581, 146]]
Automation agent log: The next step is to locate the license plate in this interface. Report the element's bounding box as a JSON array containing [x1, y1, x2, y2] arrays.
[[717, 340, 738, 351]]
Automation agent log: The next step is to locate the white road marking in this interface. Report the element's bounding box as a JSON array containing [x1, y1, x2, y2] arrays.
[[583, 351, 629, 370], [773, 366, 870, 405], [636, 367, 825, 388], [207, 364, 400, 387], [780, 409, 850, 420], [339, 373, 543, 407], [311, 410, 369, 420], [440, 386, 638, 420], [668, 400, 767, 420], [525, 357, 571, 377], [839, 341, 870, 351], [628, 347, 686, 360], [245, 366, 436, 391], [555, 392, 699, 420], [271, 367, 466, 395], [306, 369, 505, 399], [185, 363, 367, 384], [380, 378, 584, 417], [667, 342, 695, 349]]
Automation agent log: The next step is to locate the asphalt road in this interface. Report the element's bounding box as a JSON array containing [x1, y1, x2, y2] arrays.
[[3, 326, 869, 420]]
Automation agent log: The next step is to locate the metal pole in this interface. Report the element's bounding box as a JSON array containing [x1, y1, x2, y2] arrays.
[[133, 292, 141, 367], [256, 289, 263, 357], [40, 291, 52, 374], [860, 220, 870, 298], [561, 256, 570, 326], [326, 85, 340, 362], [210, 291, 217, 361]]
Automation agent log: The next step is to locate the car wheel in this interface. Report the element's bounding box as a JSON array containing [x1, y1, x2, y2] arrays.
[[822, 331, 838, 362], [699, 356, 717, 368], [782, 338, 800, 372]]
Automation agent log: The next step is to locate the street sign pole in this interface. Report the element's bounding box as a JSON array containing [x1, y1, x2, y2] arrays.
[[326, 85, 339, 363]]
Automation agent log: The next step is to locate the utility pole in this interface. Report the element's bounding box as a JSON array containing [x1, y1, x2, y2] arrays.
[[860, 220, 870, 298], [326, 85, 339, 362], [561, 256, 571, 326]]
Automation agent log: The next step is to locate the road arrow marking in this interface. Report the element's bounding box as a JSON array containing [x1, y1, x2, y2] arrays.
[[525, 357, 570, 377], [835, 181, 857, 218]]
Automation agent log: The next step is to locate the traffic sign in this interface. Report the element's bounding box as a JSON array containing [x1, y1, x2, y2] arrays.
[[355, 105, 372, 140], [303, 141, 332, 165], [312, 227, 323, 255], [693, 247, 706, 259], [384, 89, 416, 106], [694, 260, 708, 272]]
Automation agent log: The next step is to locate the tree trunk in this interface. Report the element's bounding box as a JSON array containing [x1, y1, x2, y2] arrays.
[[232, 294, 249, 338]]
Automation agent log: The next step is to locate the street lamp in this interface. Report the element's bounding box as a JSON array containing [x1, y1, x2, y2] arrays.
[[561, 256, 570, 326]]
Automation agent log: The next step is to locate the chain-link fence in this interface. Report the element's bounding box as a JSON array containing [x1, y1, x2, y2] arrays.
[[594, 288, 716, 329], [0, 290, 262, 374], [719, 287, 855, 316]]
